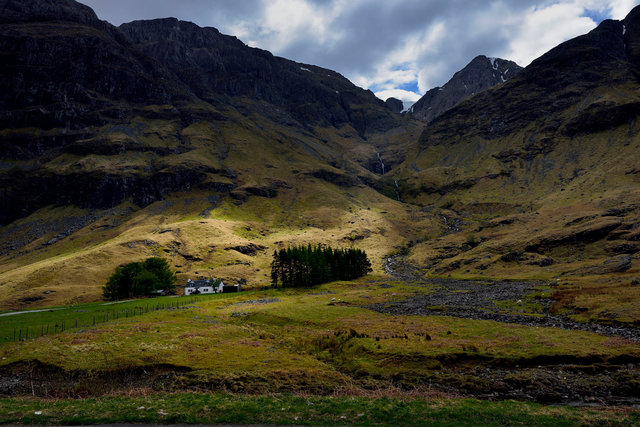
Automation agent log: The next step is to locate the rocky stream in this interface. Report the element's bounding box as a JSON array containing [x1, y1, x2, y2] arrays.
[[367, 252, 640, 406]]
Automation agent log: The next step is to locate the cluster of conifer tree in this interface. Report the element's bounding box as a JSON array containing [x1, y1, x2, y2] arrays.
[[271, 244, 371, 287]]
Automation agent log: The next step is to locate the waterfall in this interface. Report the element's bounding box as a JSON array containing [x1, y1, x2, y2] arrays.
[[376, 152, 385, 175]]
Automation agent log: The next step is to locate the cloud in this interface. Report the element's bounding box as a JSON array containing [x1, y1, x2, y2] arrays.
[[79, 0, 640, 101], [609, 0, 640, 18], [501, 3, 598, 66]]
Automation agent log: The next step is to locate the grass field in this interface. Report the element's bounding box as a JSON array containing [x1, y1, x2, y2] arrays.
[[1, 278, 638, 402], [0, 293, 222, 343], [1, 393, 639, 426]]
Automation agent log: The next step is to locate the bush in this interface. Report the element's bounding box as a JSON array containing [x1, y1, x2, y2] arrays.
[[466, 233, 480, 247], [103, 257, 176, 300]]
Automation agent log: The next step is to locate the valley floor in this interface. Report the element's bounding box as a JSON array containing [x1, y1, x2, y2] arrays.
[[0, 272, 639, 424]]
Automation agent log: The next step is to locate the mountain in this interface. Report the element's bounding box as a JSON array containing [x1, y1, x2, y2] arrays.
[[384, 97, 404, 113], [409, 55, 522, 123], [118, 18, 401, 135], [384, 8, 640, 305], [0, 0, 417, 226], [0, 0, 425, 308], [2, 0, 640, 328]]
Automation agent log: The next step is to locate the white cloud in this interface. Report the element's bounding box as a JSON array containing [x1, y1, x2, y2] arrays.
[[502, 3, 597, 66], [609, 0, 640, 18]]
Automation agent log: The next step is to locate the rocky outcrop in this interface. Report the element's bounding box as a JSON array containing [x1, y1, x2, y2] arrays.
[[384, 97, 404, 113], [225, 244, 266, 256], [410, 55, 522, 123], [0, 165, 216, 224]]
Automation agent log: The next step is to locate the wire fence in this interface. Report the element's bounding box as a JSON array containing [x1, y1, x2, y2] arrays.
[[3, 297, 203, 343]]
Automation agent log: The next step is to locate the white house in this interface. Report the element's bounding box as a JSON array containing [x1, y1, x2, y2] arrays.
[[184, 278, 224, 295]]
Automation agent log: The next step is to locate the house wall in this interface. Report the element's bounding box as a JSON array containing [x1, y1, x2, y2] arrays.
[[185, 286, 214, 295]]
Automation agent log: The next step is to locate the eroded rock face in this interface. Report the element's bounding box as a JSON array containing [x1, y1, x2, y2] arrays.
[[0, 0, 406, 225], [410, 55, 522, 123], [0, 166, 218, 224], [0, 0, 99, 25], [0, 1, 188, 131], [118, 18, 398, 135]]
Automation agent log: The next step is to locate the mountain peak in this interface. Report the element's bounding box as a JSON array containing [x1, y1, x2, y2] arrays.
[[0, 0, 99, 24], [409, 55, 522, 123]]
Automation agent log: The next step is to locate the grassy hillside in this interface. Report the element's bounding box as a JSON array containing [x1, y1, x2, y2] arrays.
[[0, 95, 428, 310]]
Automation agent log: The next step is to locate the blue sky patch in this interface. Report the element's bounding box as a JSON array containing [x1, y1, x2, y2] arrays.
[[398, 81, 419, 93], [582, 8, 611, 25]]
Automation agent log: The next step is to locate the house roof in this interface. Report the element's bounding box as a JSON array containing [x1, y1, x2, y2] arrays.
[[186, 279, 212, 288], [186, 278, 225, 289]]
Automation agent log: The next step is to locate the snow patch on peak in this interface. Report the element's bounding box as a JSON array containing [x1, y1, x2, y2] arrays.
[[300, 67, 311, 72], [623, 25, 627, 35], [489, 57, 498, 69]]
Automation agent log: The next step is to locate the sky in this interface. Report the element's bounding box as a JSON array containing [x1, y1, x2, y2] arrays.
[[80, 0, 640, 107]]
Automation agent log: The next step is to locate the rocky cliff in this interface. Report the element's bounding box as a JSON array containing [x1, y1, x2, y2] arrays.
[[0, 0, 412, 226], [119, 18, 398, 135]]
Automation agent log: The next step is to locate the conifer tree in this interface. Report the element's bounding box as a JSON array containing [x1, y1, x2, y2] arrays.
[[270, 244, 371, 287]]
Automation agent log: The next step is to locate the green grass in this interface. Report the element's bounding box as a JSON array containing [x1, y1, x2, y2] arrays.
[[0, 293, 237, 344], [2, 280, 639, 373], [0, 393, 637, 426], [1, 278, 639, 421]]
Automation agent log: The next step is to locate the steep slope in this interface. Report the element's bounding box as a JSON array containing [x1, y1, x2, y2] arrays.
[[409, 55, 522, 123], [0, 0, 427, 308], [0, 0, 412, 226]]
